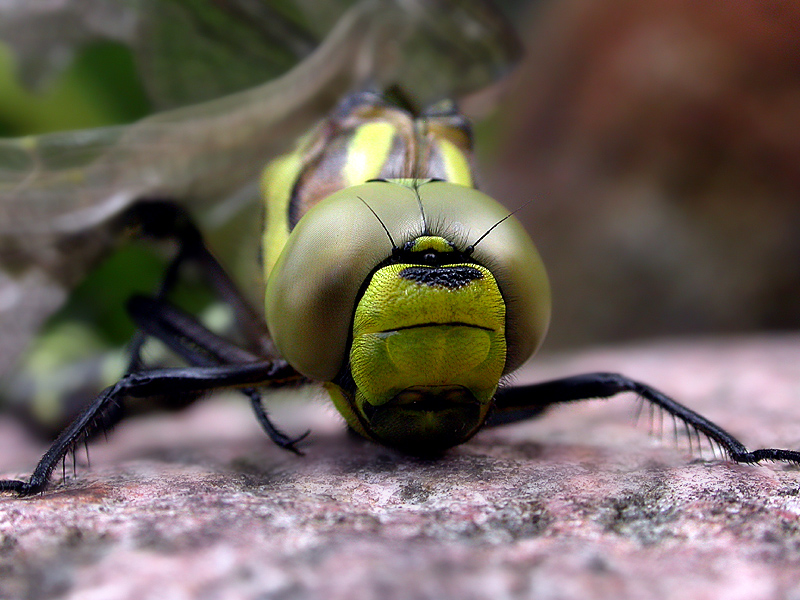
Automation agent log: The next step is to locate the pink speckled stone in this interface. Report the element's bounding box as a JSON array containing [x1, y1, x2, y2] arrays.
[[1, 335, 800, 599]]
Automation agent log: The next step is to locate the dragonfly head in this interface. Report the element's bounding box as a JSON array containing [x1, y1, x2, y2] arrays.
[[266, 180, 551, 454]]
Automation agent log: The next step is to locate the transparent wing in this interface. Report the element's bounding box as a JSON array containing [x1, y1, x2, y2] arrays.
[[0, 0, 521, 375]]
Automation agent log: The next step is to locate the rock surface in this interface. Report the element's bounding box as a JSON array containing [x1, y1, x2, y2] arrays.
[[1, 335, 800, 600]]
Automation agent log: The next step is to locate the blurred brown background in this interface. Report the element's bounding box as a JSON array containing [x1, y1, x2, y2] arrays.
[[481, 0, 800, 351]]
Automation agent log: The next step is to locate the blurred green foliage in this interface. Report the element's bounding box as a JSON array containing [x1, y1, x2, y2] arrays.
[[0, 41, 151, 135]]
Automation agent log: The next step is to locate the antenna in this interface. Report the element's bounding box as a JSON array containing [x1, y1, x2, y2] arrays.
[[357, 196, 397, 249], [465, 200, 533, 255], [412, 180, 428, 235]]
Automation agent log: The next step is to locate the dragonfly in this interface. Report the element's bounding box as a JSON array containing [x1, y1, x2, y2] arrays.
[[0, 0, 525, 432], [1, 0, 799, 496]]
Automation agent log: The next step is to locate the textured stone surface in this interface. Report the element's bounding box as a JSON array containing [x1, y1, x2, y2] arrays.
[[2, 335, 800, 599]]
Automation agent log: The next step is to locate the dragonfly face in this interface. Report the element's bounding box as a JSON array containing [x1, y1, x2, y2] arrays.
[[264, 96, 551, 454]]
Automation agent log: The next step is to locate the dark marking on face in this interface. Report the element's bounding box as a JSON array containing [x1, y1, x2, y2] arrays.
[[399, 265, 483, 289]]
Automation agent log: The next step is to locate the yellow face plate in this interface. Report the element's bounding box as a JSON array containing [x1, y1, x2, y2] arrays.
[[350, 258, 507, 409]]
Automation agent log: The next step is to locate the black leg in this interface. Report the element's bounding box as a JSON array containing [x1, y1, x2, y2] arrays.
[[58, 200, 274, 435], [127, 295, 309, 453], [127, 203, 300, 451], [0, 360, 299, 496], [0, 201, 307, 495], [245, 389, 310, 454], [490, 372, 800, 465], [127, 296, 260, 366], [123, 201, 297, 439], [123, 201, 275, 361]]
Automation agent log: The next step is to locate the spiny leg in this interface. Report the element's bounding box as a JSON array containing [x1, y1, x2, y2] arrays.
[[107, 200, 283, 432], [244, 388, 310, 453], [0, 201, 304, 494], [79, 201, 273, 432], [123, 200, 275, 368], [0, 360, 300, 496], [491, 372, 800, 465], [127, 295, 309, 453], [126, 203, 295, 448]]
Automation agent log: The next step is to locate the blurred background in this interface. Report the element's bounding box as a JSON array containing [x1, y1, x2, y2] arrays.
[[481, 0, 800, 350], [1, 0, 798, 430]]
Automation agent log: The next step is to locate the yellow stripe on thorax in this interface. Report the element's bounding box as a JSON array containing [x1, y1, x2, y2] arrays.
[[343, 121, 396, 186], [436, 137, 473, 187], [261, 152, 304, 276]]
